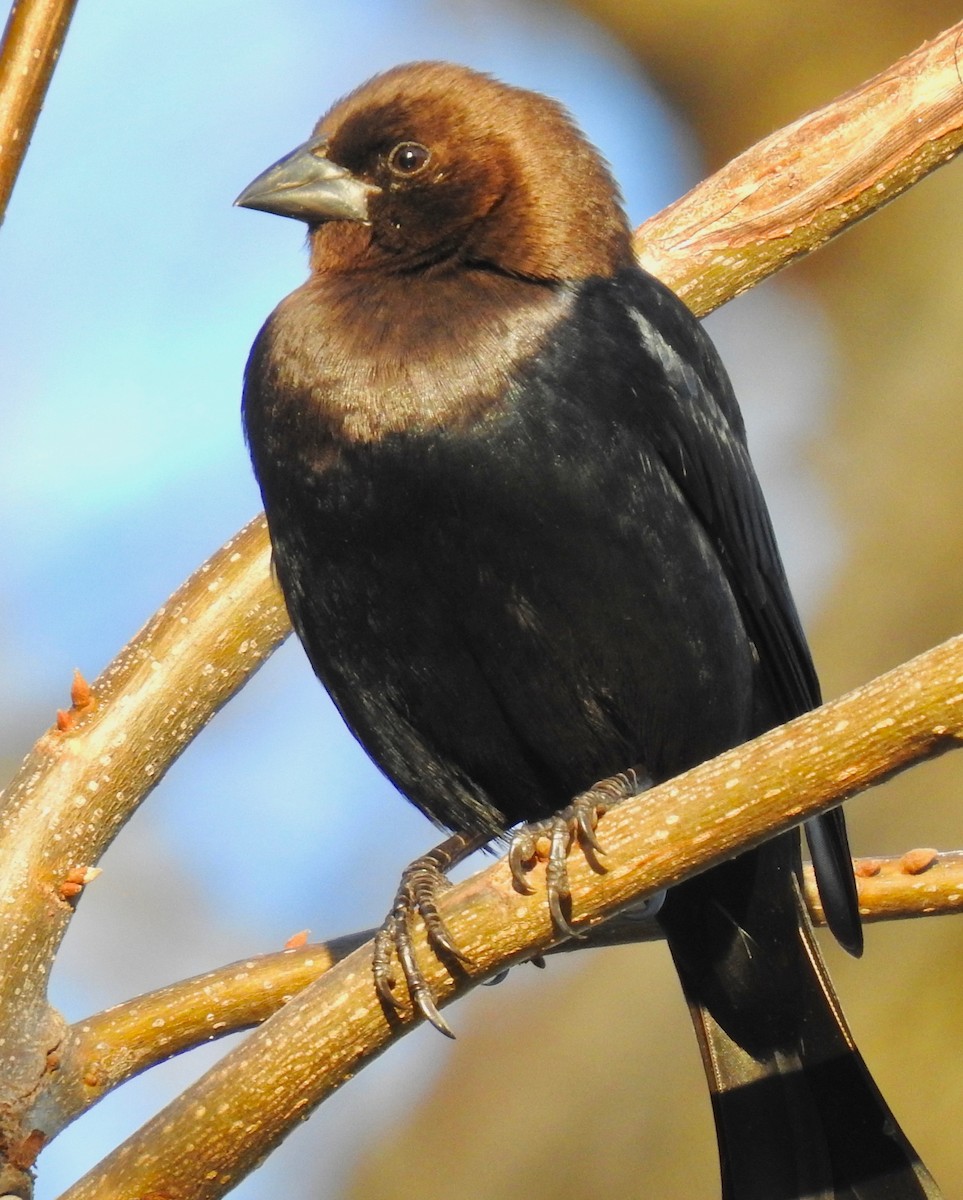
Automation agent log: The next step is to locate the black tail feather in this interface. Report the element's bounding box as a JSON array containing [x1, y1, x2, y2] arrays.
[[659, 838, 940, 1200]]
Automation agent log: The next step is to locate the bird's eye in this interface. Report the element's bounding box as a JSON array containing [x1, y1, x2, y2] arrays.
[[387, 142, 431, 177]]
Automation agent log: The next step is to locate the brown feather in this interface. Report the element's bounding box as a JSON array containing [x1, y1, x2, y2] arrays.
[[308, 62, 634, 280]]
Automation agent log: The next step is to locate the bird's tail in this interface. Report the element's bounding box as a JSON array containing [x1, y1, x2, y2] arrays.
[[659, 841, 940, 1200]]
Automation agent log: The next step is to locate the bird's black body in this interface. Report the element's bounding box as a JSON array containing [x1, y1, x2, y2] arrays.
[[238, 62, 939, 1199], [246, 269, 762, 833]]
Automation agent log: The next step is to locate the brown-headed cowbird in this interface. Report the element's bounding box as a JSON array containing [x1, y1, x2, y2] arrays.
[[237, 63, 939, 1199]]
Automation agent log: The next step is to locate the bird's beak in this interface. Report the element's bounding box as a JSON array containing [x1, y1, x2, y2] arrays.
[[234, 135, 379, 223]]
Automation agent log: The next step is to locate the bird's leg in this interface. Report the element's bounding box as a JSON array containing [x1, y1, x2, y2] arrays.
[[373, 830, 487, 1038], [508, 768, 650, 938]]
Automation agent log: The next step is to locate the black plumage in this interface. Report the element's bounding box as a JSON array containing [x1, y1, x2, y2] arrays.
[[238, 62, 939, 1198]]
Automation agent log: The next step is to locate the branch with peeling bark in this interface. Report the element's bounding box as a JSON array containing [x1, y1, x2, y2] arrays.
[[1, 15, 963, 1200], [631, 21, 963, 309]]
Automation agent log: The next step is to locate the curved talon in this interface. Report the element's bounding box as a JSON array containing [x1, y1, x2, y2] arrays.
[[509, 832, 539, 893], [407, 867, 471, 964], [572, 790, 607, 855], [547, 882, 578, 937], [506, 768, 650, 935], [576, 806, 605, 854], [394, 916, 456, 1038], [563, 785, 610, 874], [373, 898, 456, 1036], [372, 831, 485, 1038], [373, 917, 404, 1011], [545, 818, 580, 936]]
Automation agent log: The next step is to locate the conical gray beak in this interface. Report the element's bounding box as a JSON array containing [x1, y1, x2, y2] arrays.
[[235, 135, 378, 223]]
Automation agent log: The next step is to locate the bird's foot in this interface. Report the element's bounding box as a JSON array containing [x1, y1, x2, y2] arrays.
[[508, 769, 649, 938], [373, 831, 485, 1038]]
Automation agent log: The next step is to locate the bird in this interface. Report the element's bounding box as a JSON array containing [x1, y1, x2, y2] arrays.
[[236, 62, 940, 1198]]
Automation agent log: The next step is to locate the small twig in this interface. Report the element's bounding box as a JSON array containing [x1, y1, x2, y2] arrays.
[[806, 847, 963, 925], [0, 0, 80, 224], [33, 936, 365, 1141], [576, 849, 963, 948]]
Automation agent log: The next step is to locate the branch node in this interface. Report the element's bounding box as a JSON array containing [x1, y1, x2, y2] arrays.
[[70, 669, 93, 711], [899, 847, 940, 875]]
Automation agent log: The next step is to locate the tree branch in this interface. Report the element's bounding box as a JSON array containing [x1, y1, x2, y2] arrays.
[[633, 21, 963, 313], [33, 936, 364, 1143], [54, 635, 963, 1200], [0, 517, 285, 1171], [0, 0, 80, 224], [30, 840, 962, 1147]]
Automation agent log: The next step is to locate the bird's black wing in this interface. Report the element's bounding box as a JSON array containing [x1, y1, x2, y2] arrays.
[[597, 266, 860, 953], [582, 269, 950, 1198]]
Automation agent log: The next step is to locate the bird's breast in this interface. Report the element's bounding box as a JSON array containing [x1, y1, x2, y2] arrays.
[[259, 271, 577, 447]]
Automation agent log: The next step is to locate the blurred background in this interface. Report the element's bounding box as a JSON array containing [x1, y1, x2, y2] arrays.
[[2, 0, 963, 1196]]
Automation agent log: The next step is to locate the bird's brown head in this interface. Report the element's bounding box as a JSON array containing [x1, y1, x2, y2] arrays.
[[236, 62, 633, 281]]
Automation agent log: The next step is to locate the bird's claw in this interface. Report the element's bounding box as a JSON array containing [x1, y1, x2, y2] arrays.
[[372, 833, 481, 1038], [507, 806, 596, 938], [508, 769, 647, 938]]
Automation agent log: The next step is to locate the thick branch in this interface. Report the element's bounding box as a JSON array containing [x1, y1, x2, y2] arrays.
[[0, 518, 284, 1129], [633, 22, 963, 314], [56, 635, 963, 1200], [33, 842, 962, 1143]]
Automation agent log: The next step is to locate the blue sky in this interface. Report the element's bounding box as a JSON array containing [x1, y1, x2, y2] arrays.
[[0, 1, 835, 1195]]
